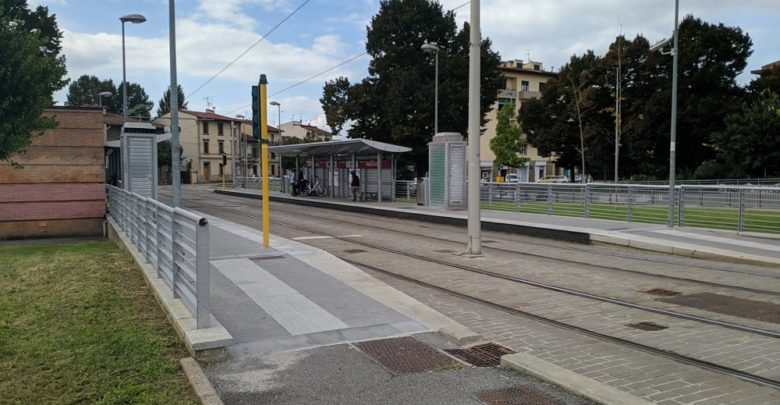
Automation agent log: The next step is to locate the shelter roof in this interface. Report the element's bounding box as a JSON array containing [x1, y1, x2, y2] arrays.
[[269, 138, 411, 156]]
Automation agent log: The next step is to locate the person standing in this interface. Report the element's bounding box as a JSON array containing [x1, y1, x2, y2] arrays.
[[351, 171, 360, 201]]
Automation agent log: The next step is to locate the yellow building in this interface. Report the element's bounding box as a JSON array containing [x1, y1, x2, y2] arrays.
[[154, 109, 281, 182], [480, 60, 559, 182]]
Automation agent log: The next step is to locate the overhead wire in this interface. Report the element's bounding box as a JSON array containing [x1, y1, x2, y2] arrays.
[[187, 0, 311, 100], [218, 0, 472, 118]]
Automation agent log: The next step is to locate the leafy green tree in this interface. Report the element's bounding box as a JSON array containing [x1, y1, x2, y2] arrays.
[[156, 84, 188, 117], [66, 75, 119, 112], [0, 0, 68, 162], [489, 103, 529, 170], [124, 82, 154, 120], [710, 91, 780, 177], [320, 0, 502, 174], [748, 68, 780, 100], [320, 76, 350, 135]]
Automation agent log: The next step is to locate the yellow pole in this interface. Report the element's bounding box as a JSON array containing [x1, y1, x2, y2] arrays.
[[259, 75, 270, 248]]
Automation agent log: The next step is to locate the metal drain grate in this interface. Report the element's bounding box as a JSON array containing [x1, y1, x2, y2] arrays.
[[478, 385, 563, 405], [661, 292, 780, 324], [643, 288, 681, 297], [353, 337, 457, 374], [434, 249, 456, 254], [627, 321, 668, 331], [343, 249, 368, 254], [444, 343, 515, 367]]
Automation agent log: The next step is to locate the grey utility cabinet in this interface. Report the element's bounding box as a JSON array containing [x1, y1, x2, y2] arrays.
[[428, 132, 466, 209]]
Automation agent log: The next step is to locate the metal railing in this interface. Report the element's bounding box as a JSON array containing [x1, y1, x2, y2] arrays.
[[480, 182, 780, 234], [632, 177, 780, 186], [394, 180, 417, 202], [235, 176, 282, 192], [107, 185, 211, 328]]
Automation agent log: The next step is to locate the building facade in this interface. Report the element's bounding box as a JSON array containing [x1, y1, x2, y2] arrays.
[[279, 121, 333, 142], [0, 107, 107, 239], [154, 109, 281, 182], [480, 60, 559, 182]]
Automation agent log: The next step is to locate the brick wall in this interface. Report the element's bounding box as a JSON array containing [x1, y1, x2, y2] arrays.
[[0, 107, 107, 239]]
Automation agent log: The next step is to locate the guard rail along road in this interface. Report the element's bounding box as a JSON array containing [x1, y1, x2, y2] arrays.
[[107, 185, 211, 328], [481, 182, 780, 234]]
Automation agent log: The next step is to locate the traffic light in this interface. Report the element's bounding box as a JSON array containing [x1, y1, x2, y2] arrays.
[[222, 153, 227, 166], [251, 85, 260, 140]]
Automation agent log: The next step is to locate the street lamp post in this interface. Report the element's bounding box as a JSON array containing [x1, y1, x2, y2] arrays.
[[648, 0, 679, 228], [119, 14, 146, 124], [98, 91, 112, 108], [421, 42, 440, 134], [270, 101, 281, 144], [668, 0, 680, 228]]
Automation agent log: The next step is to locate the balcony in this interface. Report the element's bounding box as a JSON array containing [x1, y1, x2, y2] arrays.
[[497, 89, 517, 99], [519, 90, 542, 100]]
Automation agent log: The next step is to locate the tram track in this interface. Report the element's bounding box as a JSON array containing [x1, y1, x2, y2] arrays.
[[177, 193, 780, 390], [182, 197, 780, 339]]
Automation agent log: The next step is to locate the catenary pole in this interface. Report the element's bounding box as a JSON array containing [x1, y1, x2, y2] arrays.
[[169, 1, 181, 207], [466, 0, 482, 255], [668, 0, 679, 228]]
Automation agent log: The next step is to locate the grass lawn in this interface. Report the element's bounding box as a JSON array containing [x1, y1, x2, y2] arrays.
[[0, 241, 197, 404], [481, 200, 780, 233]]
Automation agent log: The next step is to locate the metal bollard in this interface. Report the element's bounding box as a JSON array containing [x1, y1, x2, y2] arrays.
[[195, 217, 210, 328]]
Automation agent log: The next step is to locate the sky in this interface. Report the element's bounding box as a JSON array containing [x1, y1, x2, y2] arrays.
[[34, 0, 780, 133]]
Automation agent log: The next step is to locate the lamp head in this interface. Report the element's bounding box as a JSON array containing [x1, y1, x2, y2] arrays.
[[120, 14, 146, 24], [270, 101, 280, 107], [421, 42, 440, 53], [649, 37, 672, 53], [98, 91, 113, 97]]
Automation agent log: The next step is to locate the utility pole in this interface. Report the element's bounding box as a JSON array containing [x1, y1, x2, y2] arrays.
[[466, 0, 482, 256], [668, 0, 680, 228], [168, 1, 181, 207], [615, 35, 622, 183]]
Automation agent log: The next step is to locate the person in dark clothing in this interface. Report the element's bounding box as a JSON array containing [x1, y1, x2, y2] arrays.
[[350, 171, 360, 201], [297, 170, 306, 195]]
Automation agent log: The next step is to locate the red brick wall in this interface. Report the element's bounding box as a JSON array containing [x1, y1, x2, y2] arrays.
[[0, 107, 107, 239]]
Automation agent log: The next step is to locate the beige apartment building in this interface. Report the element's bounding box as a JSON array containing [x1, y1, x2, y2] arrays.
[[279, 121, 333, 142], [154, 109, 281, 183], [480, 59, 559, 182]]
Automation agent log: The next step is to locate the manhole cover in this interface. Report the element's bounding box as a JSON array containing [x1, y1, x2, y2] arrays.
[[627, 321, 668, 331], [353, 337, 457, 374], [444, 343, 515, 367], [434, 249, 456, 254], [478, 385, 563, 405], [344, 249, 368, 254], [249, 255, 285, 261], [643, 288, 681, 297], [661, 293, 780, 324]]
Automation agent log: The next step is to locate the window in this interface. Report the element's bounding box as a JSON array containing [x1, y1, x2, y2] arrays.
[[533, 64, 541, 71], [218, 140, 224, 154], [218, 122, 224, 136], [539, 82, 546, 94], [499, 78, 507, 90], [497, 97, 515, 111], [203, 140, 209, 154], [521, 81, 529, 92], [519, 145, 528, 155], [202, 121, 209, 134]]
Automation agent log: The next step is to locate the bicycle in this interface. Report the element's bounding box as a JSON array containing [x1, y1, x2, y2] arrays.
[[304, 177, 328, 197]]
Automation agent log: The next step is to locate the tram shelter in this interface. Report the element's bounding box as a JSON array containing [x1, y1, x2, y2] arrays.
[[269, 139, 411, 202]]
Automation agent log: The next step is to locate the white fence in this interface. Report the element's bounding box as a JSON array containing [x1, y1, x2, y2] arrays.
[[480, 183, 780, 234], [107, 186, 211, 328]]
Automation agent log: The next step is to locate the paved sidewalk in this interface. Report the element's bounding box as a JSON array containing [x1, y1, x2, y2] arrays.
[[192, 211, 595, 404], [215, 187, 780, 267]]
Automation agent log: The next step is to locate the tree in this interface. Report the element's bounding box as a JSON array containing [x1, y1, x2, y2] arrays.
[[66, 75, 119, 112], [157, 84, 188, 117], [125, 82, 153, 120], [319, 0, 502, 174], [320, 77, 350, 135], [0, 1, 68, 162], [489, 103, 529, 170], [710, 91, 780, 177]]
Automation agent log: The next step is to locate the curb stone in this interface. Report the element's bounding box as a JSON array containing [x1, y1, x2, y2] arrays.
[[180, 357, 223, 405]]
